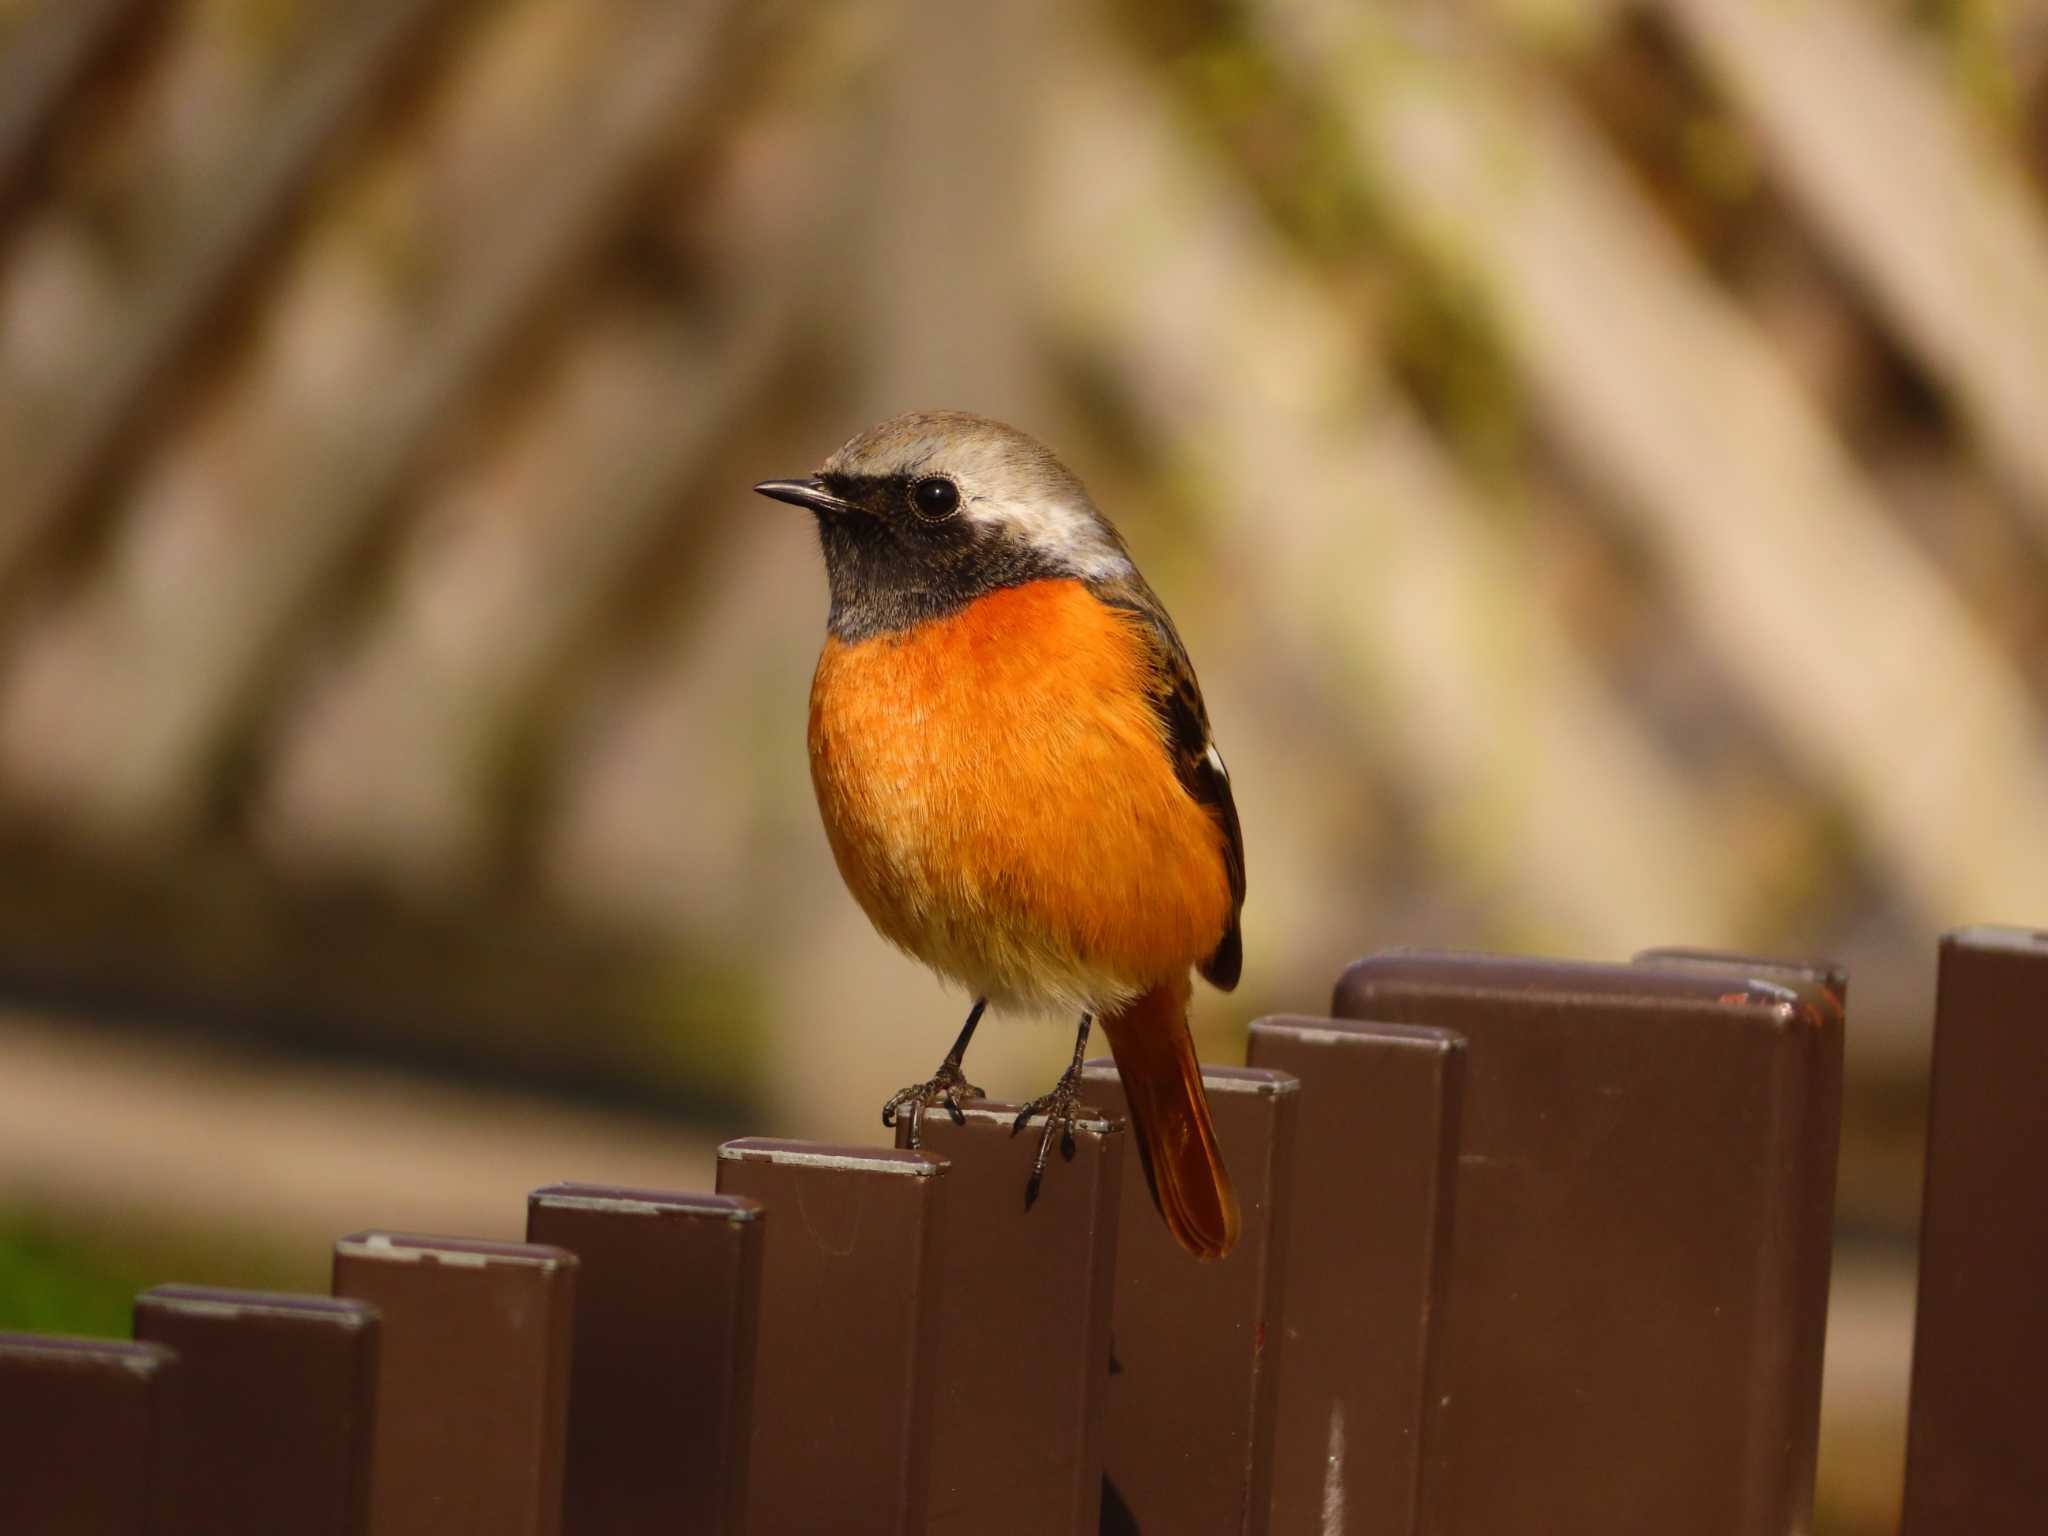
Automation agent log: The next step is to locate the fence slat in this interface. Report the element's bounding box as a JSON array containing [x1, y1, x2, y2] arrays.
[[1631, 947, 1847, 1531], [1244, 1017, 1464, 1536], [1334, 952, 1840, 1536], [524, 1184, 763, 1536], [891, 1103, 1125, 1535], [132, 1286, 379, 1536], [331, 1234, 577, 1536], [1080, 1060, 1298, 1536], [0, 1332, 176, 1535], [1902, 926, 2048, 1534], [715, 1138, 948, 1536]]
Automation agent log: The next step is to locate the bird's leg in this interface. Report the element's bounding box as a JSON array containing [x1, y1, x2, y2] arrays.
[[882, 998, 989, 1149], [1012, 1012, 1093, 1209]]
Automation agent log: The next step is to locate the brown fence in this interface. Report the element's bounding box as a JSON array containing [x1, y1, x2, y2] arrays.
[[2, 927, 2043, 1535]]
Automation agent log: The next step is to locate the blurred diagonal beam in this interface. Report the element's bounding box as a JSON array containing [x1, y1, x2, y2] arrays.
[[0, 0, 466, 601], [22, 0, 766, 842], [261, 245, 810, 883], [0, 0, 159, 224], [1257, 4, 2048, 925], [1657, 0, 2048, 524], [1038, 39, 1747, 951], [261, 4, 871, 887]]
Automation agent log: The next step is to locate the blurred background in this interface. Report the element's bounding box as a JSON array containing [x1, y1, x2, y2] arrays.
[[1, 0, 2045, 1528]]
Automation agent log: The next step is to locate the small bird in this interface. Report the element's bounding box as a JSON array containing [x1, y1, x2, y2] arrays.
[[755, 410, 1245, 1259]]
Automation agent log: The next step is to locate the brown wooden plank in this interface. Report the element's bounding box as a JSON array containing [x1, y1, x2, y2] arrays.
[[892, 1102, 1125, 1535], [0, 1332, 175, 1535], [1635, 945, 1847, 1523], [132, 1286, 379, 1536], [1334, 951, 1842, 1536], [1082, 1060, 1298, 1536], [1244, 1017, 1463, 1536], [1632, 946, 1847, 1532], [331, 1233, 576, 1536], [1902, 926, 2048, 1534], [525, 1184, 762, 1536], [715, 1138, 948, 1536]]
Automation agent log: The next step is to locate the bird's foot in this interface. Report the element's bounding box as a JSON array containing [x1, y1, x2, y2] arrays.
[[881, 1061, 987, 1150], [1011, 1062, 1086, 1210]]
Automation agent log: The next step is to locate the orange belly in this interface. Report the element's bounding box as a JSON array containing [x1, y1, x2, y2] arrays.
[[808, 578, 1234, 1014]]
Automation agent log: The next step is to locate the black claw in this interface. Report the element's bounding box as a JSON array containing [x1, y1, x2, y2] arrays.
[[882, 1056, 983, 1147], [1033, 1120, 1057, 1179], [1013, 1015, 1093, 1213]]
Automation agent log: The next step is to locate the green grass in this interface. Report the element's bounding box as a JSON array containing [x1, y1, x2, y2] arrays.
[[0, 1210, 316, 1340], [0, 1215, 150, 1338]]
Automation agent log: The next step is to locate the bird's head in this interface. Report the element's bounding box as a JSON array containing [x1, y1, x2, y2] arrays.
[[754, 409, 1133, 640]]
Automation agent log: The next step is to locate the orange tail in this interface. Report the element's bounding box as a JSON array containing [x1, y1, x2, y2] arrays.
[[1100, 978, 1240, 1260]]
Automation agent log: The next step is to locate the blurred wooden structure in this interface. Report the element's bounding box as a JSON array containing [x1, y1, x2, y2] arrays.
[[0, 0, 2044, 1152]]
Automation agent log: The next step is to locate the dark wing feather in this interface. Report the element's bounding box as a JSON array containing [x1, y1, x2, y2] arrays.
[[1091, 573, 1245, 990]]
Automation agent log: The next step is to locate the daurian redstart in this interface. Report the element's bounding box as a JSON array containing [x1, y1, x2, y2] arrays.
[[755, 410, 1245, 1259]]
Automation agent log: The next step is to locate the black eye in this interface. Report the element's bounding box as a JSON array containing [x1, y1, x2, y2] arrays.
[[910, 476, 960, 521]]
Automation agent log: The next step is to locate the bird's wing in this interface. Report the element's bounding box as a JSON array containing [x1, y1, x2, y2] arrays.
[[1090, 573, 1246, 990]]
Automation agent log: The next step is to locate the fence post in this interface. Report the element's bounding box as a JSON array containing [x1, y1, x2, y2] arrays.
[[132, 1286, 379, 1536], [1334, 951, 1841, 1536], [1633, 944, 1848, 1534], [715, 1139, 948, 1536], [1902, 926, 2048, 1534], [1245, 1017, 1465, 1536], [330, 1234, 577, 1536], [892, 1102, 1126, 1535], [524, 1185, 763, 1536], [0, 1333, 177, 1534], [1081, 1060, 1298, 1536]]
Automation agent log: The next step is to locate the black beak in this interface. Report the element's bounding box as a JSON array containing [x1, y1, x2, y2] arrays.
[[753, 477, 854, 516]]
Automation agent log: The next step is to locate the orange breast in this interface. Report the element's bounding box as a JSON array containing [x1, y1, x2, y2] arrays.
[[807, 578, 1235, 1014]]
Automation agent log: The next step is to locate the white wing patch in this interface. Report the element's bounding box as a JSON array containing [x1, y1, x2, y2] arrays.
[[1205, 742, 1229, 779]]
